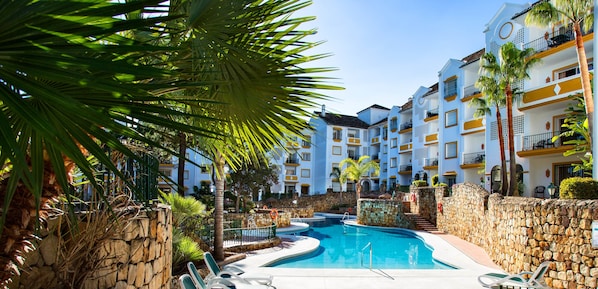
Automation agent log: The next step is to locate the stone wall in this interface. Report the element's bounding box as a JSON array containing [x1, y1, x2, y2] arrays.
[[437, 183, 598, 289], [409, 187, 438, 224], [13, 204, 172, 289], [226, 210, 292, 228], [263, 192, 356, 213], [357, 199, 414, 229]]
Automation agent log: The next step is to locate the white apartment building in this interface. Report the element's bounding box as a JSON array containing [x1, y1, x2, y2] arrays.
[[161, 0, 593, 199]]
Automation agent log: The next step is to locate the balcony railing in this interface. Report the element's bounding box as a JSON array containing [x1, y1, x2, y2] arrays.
[[399, 164, 412, 172], [521, 130, 582, 151], [426, 108, 439, 118], [424, 158, 438, 167], [462, 151, 485, 165], [285, 158, 300, 164], [523, 25, 593, 54], [400, 121, 413, 130], [463, 84, 481, 98]]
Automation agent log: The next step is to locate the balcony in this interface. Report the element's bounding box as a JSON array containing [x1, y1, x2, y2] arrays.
[[425, 108, 439, 120], [400, 121, 413, 131], [425, 133, 438, 144], [347, 137, 361, 145], [462, 151, 485, 165], [518, 130, 580, 157], [523, 25, 593, 55], [462, 118, 484, 133], [463, 84, 481, 100], [348, 154, 360, 161], [371, 135, 380, 144], [285, 157, 300, 165], [423, 158, 438, 169], [399, 164, 413, 174]]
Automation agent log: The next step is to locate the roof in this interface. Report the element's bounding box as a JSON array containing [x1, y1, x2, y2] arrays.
[[400, 99, 413, 112], [461, 48, 485, 64], [512, 0, 544, 19], [356, 104, 390, 114], [422, 83, 439, 97], [314, 112, 369, 129]]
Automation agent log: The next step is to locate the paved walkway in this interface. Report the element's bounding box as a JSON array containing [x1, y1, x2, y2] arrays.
[[228, 218, 505, 289]]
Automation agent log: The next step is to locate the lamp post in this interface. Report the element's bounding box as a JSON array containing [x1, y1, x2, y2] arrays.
[[547, 183, 556, 199]]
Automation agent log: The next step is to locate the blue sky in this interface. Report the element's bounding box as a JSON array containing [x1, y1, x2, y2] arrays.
[[298, 0, 531, 115]]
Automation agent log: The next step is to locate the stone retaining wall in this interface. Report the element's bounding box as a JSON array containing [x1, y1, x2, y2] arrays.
[[263, 192, 356, 213], [357, 199, 414, 228], [437, 183, 598, 289], [13, 204, 172, 289]]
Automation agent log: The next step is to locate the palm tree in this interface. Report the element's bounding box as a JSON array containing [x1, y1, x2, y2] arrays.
[[473, 75, 508, 195], [526, 0, 594, 148], [339, 156, 380, 216], [170, 0, 339, 260], [0, 1, 223, 285], [478, 43, 539, 196]]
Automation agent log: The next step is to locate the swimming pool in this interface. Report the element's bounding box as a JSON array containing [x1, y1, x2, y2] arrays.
[[269, 218, 454, 269]]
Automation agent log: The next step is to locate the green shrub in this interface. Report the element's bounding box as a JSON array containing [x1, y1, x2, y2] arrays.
[[559, 177, 598, 199], [431, 174, 439, 186], [412, 180, 428, 187]]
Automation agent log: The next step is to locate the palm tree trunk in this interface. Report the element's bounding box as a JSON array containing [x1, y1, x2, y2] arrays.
[[495, 107, 508, 196], [573, 22, 594, 149], [356, 181, 361, 217], [506, 87, 518, 196], [177, 132, 186, 196], [213, 152, 225, 261], [0, 159, 63, 287]]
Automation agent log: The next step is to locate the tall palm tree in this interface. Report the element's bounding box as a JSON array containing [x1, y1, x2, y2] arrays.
[[473, 76, 508, 195], [339, 156, 380, 216], [478, 43, 539, 196], [526, 0, 594, 148], [0, 0, 226, 285], [170, 0, 340, 260]]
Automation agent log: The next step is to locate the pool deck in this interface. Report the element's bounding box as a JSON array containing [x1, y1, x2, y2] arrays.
[[230, 221, 505, 289]]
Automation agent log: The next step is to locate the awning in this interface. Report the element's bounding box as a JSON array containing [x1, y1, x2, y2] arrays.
[[443, 171, 457, 176]]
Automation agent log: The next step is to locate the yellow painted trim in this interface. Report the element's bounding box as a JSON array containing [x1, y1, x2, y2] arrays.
[[523, 77, 583, 103], [425, 133, 438, 143], [285, 175, 298, 181], [371, 137, 379, 143], [460, 163, 483, 169], [443, 171, 457, 176], [461, 92, 482, 103], [516, 145, 573, 157], [300, 183, 310, 187], [463, 118, 483, 130], [444, 94, 457, 101], [348, 138, 361, 144], [444, 75, 457, 82], [551, 59, 593, 81], [399, 127, 413, 134], [423, 165, 438, 170], [424, 115, 439, 122], [519, 97, 572, 111]]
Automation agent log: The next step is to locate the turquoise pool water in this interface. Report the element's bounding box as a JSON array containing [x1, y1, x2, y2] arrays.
[[270, 218, 453, 269]]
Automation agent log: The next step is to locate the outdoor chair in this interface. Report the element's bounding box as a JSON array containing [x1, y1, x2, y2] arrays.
[[187, 262, 274, 289], [534, 186, 546, 199], [478, 261, 551, 289], [533, 140, 546, 150], [204, 252, 273, 286], [180, 273, 272, 289]]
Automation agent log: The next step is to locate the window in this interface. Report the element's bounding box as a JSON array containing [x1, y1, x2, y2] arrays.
[[382, 126, 388, 139], [390, 138, 397, 148], [346, 182, 355, 192], [554, 61, 593, 80], [347, 128, 359, 138], [445, 141, 458, 159], [159, 169, 172, 177], [302, 136, 311, 148], [445, 109, 458, 127], [332, 146, 342, 155], [332, 163, 340, 171], [390, 157, 397, 168], [200, 165, 209, 174], [382, 144, 388, 154], [301, 152, 311, 161], [348, 148, 358, 160], [444, 77, 457, 97], [184, 170, 190, 180], [390, 117, 398, 131], [301, 169, 310, 178], [285, 185, 296, 194], [382, 163, 388, 172], [286, 167, 296, 175], [333, 128, 342, 140]]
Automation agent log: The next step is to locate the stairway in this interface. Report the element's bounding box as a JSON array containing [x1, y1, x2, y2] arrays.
[[404, 213, 442, 234]]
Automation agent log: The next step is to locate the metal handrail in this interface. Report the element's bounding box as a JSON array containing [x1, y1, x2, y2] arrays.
[[361, 242, 372, 269]]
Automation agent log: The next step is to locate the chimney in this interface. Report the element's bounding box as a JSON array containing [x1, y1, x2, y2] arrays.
[[321, 104, 326, 117]]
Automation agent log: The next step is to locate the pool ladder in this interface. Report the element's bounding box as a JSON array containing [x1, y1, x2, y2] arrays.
[[360, 242, 394, 280]]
